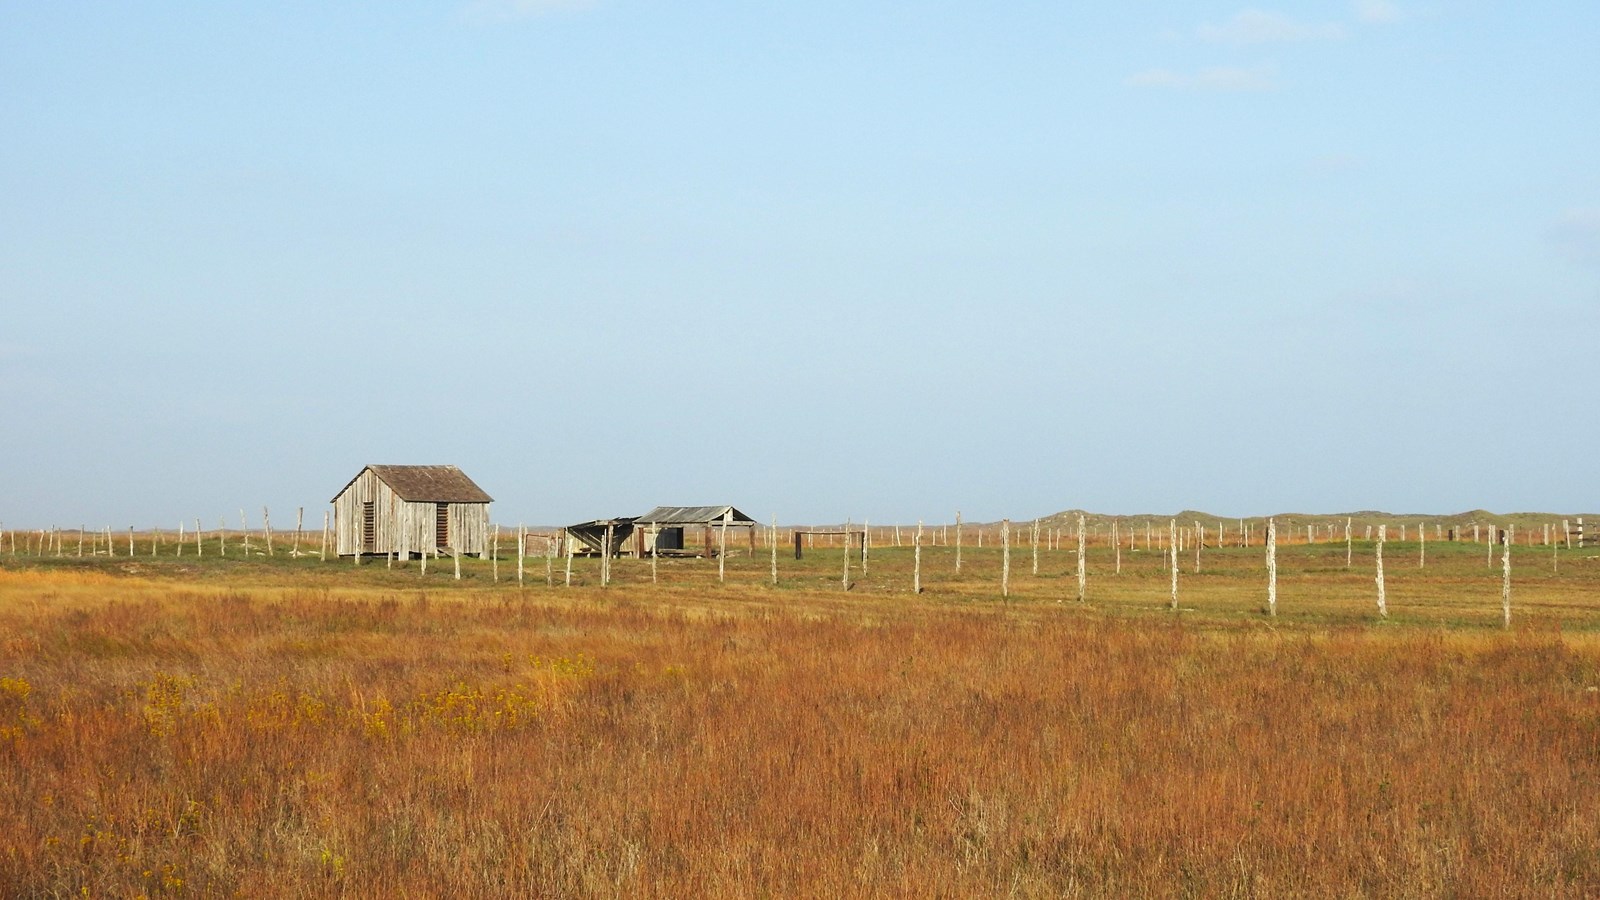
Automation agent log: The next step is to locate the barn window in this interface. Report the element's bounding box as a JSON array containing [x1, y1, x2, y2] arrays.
[[362, 501, 376, 552], [436, 503, 450, 548]]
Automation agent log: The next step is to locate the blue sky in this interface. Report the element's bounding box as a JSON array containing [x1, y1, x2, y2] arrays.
[[2, 1, 1597, 528]]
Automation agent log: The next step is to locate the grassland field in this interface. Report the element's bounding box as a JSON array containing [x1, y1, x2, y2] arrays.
[[2, 535, 1600, 896]]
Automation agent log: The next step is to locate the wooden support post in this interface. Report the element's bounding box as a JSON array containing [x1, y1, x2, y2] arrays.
[[1345, 517, 1352, 569], [263, 507, 273, 557], [1031, 518, 1039, 576], [492, 524, 501, 583], [518, 525, 526, 586], [955, 510, 963, 573], [127, 526, 134, 557], [770, 517, 778, 587], [319, 511, 328, 562], [794, 530, 803, 560], [1419, 521, 1426, 568], [293, 507, 303, 557], [861, 520, 869, 574]]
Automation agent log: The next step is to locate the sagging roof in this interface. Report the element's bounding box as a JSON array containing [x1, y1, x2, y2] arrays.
[[634, 505, 755, 525], [332, 465, 494, 503]]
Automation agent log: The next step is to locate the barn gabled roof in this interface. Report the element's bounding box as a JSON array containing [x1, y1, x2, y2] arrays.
[[634, 505, 755, 525], [332, 465, 493, 503]]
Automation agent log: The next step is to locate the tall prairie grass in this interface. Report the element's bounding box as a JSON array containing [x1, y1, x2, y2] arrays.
[[2, 546, 1599, 896]]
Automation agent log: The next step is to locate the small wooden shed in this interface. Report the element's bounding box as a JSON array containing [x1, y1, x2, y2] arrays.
[[330, 465, 493, 558], [633, 505, 757, 557]]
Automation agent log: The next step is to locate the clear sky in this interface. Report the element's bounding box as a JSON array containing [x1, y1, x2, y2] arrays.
[[2, 1, 1596, 529]]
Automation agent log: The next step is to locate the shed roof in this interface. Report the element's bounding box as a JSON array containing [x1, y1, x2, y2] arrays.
[[635, 505, 755, 525], [332, 465, 494, 503]]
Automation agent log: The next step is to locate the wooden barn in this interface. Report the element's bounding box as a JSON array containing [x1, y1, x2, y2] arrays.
[[330, 465, 493, 558]]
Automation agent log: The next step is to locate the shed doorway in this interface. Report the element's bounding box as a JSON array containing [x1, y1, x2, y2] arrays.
[[436, 503, 450, 549]]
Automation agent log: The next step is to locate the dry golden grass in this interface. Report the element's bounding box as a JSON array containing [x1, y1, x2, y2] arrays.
[[2, 539, 1599, 896]]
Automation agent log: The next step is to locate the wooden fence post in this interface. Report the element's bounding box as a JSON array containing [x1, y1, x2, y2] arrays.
[[263, 507, 273, 557], [1375, 525, 1388, 619], [770, 517, 778, 587], [1001, 519, 1011, 599], [719, 509, 730, 584], [1267, 518, 1278, 617], [913, 520, 923, 594], [955, 511, 963, 572], [1502, 536, 1512, 628], [1169, 520, 1178, 611], [1076, 514, 1086, 603]]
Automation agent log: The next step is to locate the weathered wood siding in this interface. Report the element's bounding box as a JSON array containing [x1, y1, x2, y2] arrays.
[[333, 468, 491, 557]]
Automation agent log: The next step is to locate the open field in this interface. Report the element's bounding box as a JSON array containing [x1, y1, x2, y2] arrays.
[[3, 539, 1600, 896]]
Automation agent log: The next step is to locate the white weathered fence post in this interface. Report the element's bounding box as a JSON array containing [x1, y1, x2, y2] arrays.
[[263, 507, 273, 557], [1375, 525, 1388, 619], [1267, 518, 1278, 617], [1169, 519, 1178, 611], [1001, 519, 1011, 599], [1345, 517, 1352, 569], [719, 508, 731, 584], [770, 517, 778, 587], [1076, 514, 1086, 603], [842, 518, 852, 591], [492, 524, 501, 583], [564, 530, 574, 587], [1031, 518, 1040, 576], [1502, 534, 1512, 628], [1419, 521, 1425, 568], [914, 520, 923, 594], [955, 511, 963, 572], [517, 525, 526, 586]]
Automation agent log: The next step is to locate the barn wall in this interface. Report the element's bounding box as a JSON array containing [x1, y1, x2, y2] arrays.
[[448, 502, 490, 556], [333, 469, 402, 556]]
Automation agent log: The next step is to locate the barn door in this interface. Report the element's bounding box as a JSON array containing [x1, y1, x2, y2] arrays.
[[362, 501, 376, 553], [436, 503, 450, 549]]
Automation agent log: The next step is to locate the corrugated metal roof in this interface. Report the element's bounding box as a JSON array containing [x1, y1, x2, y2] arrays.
[[634, 505, 754, 525], [332, 465, 493, 503]]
